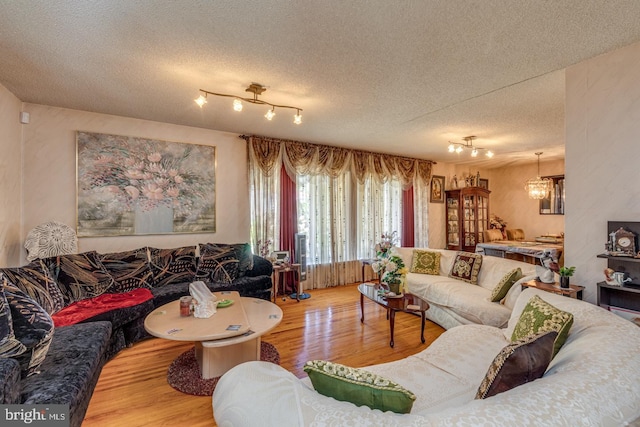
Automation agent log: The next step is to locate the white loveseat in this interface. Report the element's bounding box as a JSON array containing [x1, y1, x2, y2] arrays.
[[393, 247, 537, 330], [212, 288, 640, 426]]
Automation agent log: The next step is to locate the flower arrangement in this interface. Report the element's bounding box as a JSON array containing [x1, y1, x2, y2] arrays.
[[371, 231, 407, 294], [489, 214, 507, 230], [372, 253, 407, 293], [375, 231, 399, 258], [257, 239, 272, 258]]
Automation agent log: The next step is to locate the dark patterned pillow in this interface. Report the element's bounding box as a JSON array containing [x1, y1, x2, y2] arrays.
[[202, 243, 254, 275], [196, 243, 239, 284], [0, 262, 65, 314], [0, 280, 27, 360], [231, 243, 254, 276], [99, 248, 154, 293], [448, 251, 483, 285], [4, 283, 55, 377], [476, 330, 557, 399], [149, 246, 197, 287], [41, 251, 115, 304]]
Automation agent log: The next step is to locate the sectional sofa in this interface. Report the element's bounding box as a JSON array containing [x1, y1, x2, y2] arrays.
[[393, 247, 537, 329], [214, 287, 640, 425], [0, 242, 272, 427]]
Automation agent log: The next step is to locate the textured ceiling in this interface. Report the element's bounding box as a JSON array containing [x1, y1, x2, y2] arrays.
[[2, 1, 640, 168]]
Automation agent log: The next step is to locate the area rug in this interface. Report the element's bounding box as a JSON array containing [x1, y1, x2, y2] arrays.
[[167, 342, 280, 396]]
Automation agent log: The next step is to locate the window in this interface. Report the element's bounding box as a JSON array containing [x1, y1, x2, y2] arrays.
[[297, 173, 402, 266]]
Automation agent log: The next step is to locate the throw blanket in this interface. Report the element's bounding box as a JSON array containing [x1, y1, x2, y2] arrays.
[[52, 288, 153, 327]]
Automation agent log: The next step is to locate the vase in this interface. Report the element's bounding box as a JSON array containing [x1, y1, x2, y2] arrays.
[[386, 282, 401, 295], [560, 276, 570, 288], [134, 203, 174, 234]]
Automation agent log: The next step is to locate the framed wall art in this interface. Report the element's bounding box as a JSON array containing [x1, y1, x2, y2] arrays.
[[76, 131, 216, 237], [479, 178, 489, 189], [430, 175, 445, 203]]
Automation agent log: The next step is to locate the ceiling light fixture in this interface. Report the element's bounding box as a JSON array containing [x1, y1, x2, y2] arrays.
[[195, 83, 303, 124], [447, 136, 494, 158], [525, 152, 553, 199]]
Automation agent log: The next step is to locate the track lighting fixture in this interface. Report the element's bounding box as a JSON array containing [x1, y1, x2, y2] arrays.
[[447, 136, 494, 158], [195, 83, 303, 124]]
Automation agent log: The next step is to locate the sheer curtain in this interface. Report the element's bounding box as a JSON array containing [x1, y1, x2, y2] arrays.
[[297, 172, 402, 289], [246, 135, 433, 290], [248, 139, 281, 254]]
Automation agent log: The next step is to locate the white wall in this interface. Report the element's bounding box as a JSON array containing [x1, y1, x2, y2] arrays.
[[565, 41, 640, 303], [20, 103, 250, 264], [0, 83, 23, 266]]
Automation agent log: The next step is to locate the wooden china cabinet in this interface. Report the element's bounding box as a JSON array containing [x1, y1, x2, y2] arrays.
[[445, 187, 490, 252]]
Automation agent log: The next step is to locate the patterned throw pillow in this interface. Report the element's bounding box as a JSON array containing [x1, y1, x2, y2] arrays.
[[203, 243, 254, 276], [0, 280, 27, 360], [511, 295, 574, 357], [196, 244, 240, 284], [490, 268, 523, 302], [303, 360, 416, 414], [149, 246, 197, 287], [99, 248, 154, 293], [448, 252, 483, 285], [476, 330, 557, 399], [0, 262, 65, 314], [410, 250, 441, 275], [4, 283, 55, 377], [41, 251, 115, 305], [232, 243, 254, 276]]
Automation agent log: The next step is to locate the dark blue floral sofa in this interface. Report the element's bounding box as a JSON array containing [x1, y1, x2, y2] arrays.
[[0, 242, 272, 427]]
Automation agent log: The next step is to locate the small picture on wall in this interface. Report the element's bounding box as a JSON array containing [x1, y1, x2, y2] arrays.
[[430, 175, 445, 203], [479, 178, 489, 189]]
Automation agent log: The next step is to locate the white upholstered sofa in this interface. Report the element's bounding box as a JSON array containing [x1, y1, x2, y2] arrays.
[[393, 247, 537, 330], [213, 288, 640, 426]]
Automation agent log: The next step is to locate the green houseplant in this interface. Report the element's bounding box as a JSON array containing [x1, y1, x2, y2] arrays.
[[558, 266, 576, 288]]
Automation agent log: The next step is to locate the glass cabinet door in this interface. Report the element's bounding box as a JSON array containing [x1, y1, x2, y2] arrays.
[[463, 195, 476, 247], [477, 195, 488, 242], [447, 197, 459, 247]]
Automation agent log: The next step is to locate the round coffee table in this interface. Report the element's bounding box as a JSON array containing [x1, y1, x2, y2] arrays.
[[358, 283, 430, 348], [144, 291, 282, 379]]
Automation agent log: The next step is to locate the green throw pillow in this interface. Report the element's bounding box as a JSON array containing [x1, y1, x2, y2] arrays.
[[511, 295, 574, 357], [410, 250, 441, 275], [490, 268, 522, 302], [303, 360, 416, 414]]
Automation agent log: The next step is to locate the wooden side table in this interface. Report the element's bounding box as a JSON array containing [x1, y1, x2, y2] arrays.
[[360, 259, 379, 283], [521, 279, 584, 300], [272, 263, 302, 302]]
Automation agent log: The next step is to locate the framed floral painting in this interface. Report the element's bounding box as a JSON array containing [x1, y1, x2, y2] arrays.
[[76, 131, 215, 237]]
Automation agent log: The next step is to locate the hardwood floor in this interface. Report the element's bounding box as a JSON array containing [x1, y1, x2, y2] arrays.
[[82, 284, 445, 426]]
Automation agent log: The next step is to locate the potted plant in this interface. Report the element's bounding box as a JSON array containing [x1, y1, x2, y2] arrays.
[[558, 266, 576, 288]]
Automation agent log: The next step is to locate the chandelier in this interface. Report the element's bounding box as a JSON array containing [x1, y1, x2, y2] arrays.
[[195, 83, 303, 124], [525, 152, 553, 199], [447, 136, 494, 158]]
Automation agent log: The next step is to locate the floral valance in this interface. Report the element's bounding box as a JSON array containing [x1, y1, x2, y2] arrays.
[[244, 135, 433, 189]]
